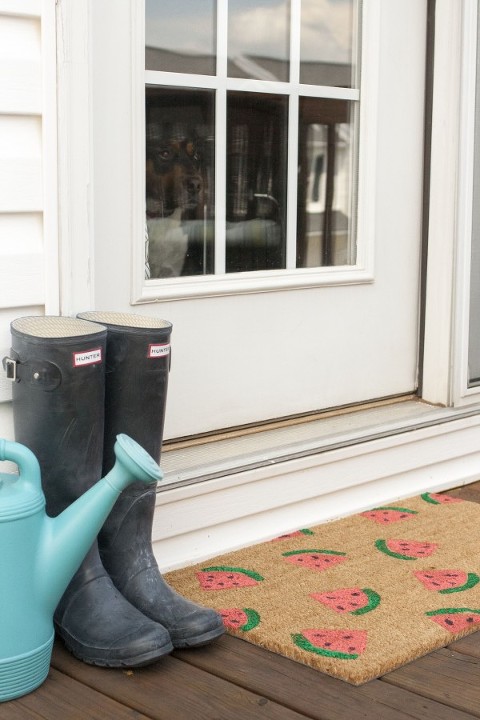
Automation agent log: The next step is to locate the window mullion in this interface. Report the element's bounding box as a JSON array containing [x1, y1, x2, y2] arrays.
[[285, 0, 301, 269], [215, 83, 227, 274], [286, 91, 299, 269]]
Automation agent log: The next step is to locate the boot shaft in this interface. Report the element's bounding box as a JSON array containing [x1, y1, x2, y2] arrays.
[[7, 316, 107, 515], [77, 312, 172, 474]]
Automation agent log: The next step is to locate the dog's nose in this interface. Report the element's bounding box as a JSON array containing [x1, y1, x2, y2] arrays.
[[186, 177, 202, 195]]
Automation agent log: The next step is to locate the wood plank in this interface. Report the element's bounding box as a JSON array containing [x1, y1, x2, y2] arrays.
[[446, 482, 480, 504], [51, 642, 307, 720], [1, 667, 153, 719], [173, 635, 479, 720], [449, 631, 480, 659], [381, 647, 480, 717]]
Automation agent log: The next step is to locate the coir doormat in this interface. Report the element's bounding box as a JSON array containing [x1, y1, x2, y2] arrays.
[[165, 493, 480, 685]]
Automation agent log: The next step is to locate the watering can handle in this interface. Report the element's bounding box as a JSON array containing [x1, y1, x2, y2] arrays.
[[0, 438, 42, 488]]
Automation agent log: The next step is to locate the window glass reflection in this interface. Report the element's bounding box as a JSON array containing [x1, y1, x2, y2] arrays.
[[145, 87, 215, 278], [300, 0, 355, 87], [145, 0, 216, 75], [226, 92, 288, 272], [228, 0, 290, 81], [297, 97, 356, 267]]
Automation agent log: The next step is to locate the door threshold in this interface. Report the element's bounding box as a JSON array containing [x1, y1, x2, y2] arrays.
[[159, 398, 480, 489]]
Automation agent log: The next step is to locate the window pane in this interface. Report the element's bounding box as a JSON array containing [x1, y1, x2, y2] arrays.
[[145, 0, 216, 75], [226, 92, 288, 273], [300, 0, 355, 87], [296, 97, 356, 267], [145, 87, 215, 278], [228, 0, 290, 81]]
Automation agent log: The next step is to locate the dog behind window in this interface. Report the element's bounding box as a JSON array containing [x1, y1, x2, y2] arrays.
[[146, 123, 205, 278]]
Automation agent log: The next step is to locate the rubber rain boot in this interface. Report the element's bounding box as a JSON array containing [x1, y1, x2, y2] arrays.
[[77, 311, 225, 648], [6, 316, 173, 667]]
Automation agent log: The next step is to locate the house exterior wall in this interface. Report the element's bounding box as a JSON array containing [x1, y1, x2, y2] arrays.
[[0, 0, 58, 442]]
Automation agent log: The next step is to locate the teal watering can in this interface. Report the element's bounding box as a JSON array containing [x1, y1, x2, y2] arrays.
[[0, 433, 162, 702]]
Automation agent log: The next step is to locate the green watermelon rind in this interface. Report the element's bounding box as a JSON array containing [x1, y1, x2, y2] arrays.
[[439, 573, 480, 594], [292, 633, 359, 660], [375, 539, 426, 560], [200, 566, 265, 581], [421, 492, 441, 505], [351, 588, 381, 615], [282, 549, 347, 558], [425, 607, 480, 617], [241, 608, 261, 631], [366, 506, 418, 515]]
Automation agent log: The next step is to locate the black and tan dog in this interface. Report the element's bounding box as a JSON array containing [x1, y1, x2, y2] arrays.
[[146, 124, 205, 278]]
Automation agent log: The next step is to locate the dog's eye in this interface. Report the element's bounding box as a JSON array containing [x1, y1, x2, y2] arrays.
[[158, 149, 172, 160]]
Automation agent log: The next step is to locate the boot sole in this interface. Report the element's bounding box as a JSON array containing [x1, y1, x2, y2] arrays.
[[56, 627, 174, 668], [171, 623, 225, 649]]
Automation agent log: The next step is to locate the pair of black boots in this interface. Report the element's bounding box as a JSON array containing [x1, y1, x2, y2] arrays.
[[6, 312, 223, 667]]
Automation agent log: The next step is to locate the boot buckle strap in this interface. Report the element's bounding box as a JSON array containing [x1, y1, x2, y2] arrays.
[[2, 357, 17, 381]]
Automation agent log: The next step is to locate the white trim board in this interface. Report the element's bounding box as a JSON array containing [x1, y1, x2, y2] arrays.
[[152, 411, 480, 571]]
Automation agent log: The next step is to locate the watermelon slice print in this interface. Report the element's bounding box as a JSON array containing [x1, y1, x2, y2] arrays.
[[282, 549, 348, 571], [361, 506, 418, 524], [292, 629, 367, 660], [272, 528, 314, 541], [415, 569, 480, 594], [375, 538, 438, 560], [197, 566, 264, 590], [220, 607, 260, 632], [426, 608, 480, 632], [311, 587, 381, 615], [421, 492, 463, 505]]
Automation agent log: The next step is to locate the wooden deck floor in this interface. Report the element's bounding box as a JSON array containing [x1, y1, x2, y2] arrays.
[[4, 482, 480, 720]]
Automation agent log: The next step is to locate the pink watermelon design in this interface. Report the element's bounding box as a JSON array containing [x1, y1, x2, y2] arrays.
[[421, 492, 463, 505], [375, 538, 438, 560], [426, 608, 480, 632], [197, 566, 264, 590], [282, 549, 348, 571], [292, 629, 367, 659], [220, 607, 260, 632], [361, 506, 417, 524], [311, 587, 381, 615], [415, 569, 480, 594], [272, 528, 314, 541]]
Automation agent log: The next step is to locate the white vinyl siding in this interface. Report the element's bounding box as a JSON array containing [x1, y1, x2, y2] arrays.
[[0, 0, 58, 418]]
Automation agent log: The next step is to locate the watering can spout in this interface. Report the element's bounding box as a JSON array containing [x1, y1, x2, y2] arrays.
[[38, 434, 162, 613]]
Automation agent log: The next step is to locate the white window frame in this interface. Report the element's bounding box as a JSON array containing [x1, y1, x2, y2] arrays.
[[132, 0, 380, 302]]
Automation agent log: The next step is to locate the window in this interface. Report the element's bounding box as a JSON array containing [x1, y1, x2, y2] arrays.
[[145, 0, 360, 282]]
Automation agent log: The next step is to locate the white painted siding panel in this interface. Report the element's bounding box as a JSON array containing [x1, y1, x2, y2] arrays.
[[0, 15, 42, 114], [0, 213, 43, 253], [0, 0, 40, 17], [0, 3, 58, 437]]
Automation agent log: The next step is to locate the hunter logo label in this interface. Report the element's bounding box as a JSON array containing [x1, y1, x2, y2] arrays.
[[73, 348, 102, 367], [148, 343, 170, 359]]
